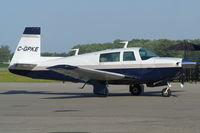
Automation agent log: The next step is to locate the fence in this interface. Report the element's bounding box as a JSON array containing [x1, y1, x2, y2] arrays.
[[184, 65, 200, 82]]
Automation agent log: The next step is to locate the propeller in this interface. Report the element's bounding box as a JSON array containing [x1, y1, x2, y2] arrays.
[[180, 58, 198, 88]]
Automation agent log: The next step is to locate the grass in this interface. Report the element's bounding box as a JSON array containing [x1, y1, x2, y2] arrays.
[[0, 67, 56, 82]]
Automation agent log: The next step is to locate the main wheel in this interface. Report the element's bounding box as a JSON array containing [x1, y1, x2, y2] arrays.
[[95, 88, 109, 97], [162, 88, 171, 97], [129, 84, 143, 96]]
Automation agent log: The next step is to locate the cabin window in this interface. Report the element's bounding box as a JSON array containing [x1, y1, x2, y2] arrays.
[[100, 52, 120, 62], [139, 48, 158, 60], [123, 51, 136, 61]]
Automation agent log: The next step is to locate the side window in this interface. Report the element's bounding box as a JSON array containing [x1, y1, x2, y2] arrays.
[[100, 52, 120, 62], [123, 51, 136, 61]]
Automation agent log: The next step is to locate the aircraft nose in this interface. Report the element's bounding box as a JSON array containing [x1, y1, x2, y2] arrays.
[[181, 59, 198, 68]]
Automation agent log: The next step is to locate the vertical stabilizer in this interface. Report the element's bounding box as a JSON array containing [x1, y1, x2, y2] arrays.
[[10, 27, 41, 66]]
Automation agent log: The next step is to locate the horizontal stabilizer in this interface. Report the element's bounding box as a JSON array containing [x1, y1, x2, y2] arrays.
[[9, 63, 37, 70]]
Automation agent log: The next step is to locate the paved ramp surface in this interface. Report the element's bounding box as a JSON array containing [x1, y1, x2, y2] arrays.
[[0, 82, 200, 133]]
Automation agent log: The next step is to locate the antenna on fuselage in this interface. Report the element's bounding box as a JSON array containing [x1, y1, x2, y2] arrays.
[[120, 41, 129, 48], [70, 48, 79, 56]]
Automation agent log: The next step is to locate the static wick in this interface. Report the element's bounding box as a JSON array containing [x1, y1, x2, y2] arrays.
[[120, 41, 129, 48], [70, 48, 79, 56]]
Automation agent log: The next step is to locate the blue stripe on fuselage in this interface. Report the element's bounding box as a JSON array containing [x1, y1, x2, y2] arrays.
[[9, 67, 181, 83], [98, 67, 181, 82]]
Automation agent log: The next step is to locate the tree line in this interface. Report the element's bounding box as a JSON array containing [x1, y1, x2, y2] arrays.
[[1, 39, 200, 63], [69, 39, 200, 61], [0, 45, 11, 63]]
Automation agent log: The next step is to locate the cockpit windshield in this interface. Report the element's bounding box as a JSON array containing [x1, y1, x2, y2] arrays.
[[139, 48, 159, 60]]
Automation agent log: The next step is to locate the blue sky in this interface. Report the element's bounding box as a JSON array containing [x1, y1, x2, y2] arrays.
[[0, 0, 200, 52]]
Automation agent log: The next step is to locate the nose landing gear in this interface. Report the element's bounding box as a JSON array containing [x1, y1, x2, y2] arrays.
[[162, 82, 171, 97]]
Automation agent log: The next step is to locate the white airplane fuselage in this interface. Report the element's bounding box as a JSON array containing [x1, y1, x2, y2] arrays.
[[9, 47, 183, 84]]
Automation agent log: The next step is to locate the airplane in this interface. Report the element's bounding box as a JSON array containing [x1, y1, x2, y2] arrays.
[[8, 27, 197, 97]]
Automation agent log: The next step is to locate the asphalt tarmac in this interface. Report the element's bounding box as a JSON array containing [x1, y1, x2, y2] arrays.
[[0, 82, 200, 133]]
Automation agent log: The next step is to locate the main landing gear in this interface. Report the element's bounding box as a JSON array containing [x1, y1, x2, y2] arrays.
[[92, 81, 109, 97], [129, 84, 144, 96], [161, 82, 171, 97]]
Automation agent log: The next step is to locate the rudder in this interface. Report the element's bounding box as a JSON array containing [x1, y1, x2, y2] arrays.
[[10, 27, 41, 66]]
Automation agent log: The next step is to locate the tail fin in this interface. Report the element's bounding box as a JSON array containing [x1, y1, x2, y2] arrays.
[[10, 27, 41, 66]]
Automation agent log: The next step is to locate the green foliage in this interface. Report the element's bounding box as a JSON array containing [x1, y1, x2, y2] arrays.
[[41, 52, 68, 57], [0, 45, 11, 62], [67, 39, 200, 61], [40, 39, 200, 61]]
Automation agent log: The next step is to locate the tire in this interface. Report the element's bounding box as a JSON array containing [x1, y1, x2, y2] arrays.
[[129, 84, 143, 96], [162, 88, 171, 97]]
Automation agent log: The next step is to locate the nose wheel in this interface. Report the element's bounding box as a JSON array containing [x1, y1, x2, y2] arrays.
[[162, 88, 171, 97], [161, 82, 171, 97]]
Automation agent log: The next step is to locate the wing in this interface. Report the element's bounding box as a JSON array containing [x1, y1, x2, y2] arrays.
[[47, 65, 135, 82]]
